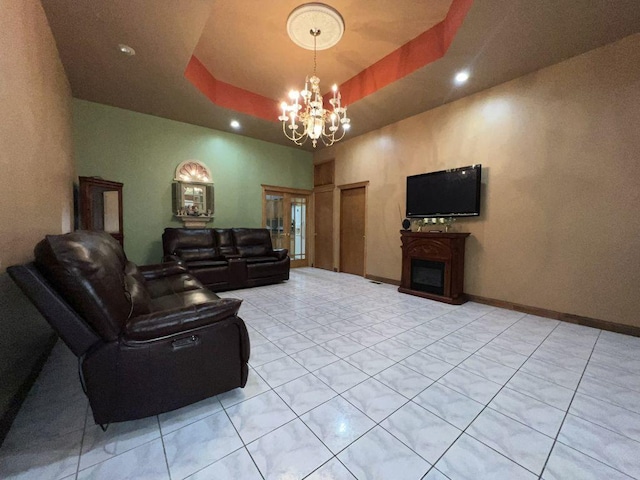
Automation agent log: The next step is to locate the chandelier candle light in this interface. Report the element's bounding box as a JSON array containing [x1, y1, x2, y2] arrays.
[[279, 4, 351, 148]]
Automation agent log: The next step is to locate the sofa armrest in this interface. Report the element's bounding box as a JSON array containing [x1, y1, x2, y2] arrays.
[[163, 254, 185, 264], [273, 248, 288, 261], [123, 298, 242, 341], [138, 261, 188, 280]]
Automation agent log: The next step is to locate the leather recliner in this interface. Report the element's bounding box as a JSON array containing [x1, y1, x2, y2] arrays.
[[162, 227, 290, 291], [8, 231, 250, 425]]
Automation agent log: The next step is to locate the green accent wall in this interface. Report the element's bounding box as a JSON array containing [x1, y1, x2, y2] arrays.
[[73, 99, 313, 264]]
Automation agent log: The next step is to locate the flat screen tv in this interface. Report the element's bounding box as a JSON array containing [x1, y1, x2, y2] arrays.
[[406, 164, 481, 218]]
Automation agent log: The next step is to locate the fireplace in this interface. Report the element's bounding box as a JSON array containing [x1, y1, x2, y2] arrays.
[[399, 231, 470, 304], [411, 259, 445, 295]]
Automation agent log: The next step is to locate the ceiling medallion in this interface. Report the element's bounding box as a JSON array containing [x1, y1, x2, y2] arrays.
[[279, 3, 351, 148]]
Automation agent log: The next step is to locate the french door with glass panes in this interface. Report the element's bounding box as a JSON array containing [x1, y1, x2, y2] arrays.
[[262, 186, 311, 268]]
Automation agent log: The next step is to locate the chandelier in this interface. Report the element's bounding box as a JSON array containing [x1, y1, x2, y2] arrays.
[[279, 4, 351, 148]]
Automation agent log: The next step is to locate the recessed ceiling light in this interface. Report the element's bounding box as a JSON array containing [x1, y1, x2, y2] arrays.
[[454, 70, 470, 85], [118, 44, 135, 56], [230, 120, 240, 129]]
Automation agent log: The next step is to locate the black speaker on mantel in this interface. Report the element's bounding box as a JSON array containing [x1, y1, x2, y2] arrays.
[[402, 218, 411, 230]]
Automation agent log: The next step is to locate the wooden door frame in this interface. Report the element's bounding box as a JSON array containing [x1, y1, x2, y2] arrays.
[[337, 181, 369, 276], [261, 185, 313, 268]]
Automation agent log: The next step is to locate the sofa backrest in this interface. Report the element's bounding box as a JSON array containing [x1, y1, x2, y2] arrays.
[[162, 228, 220, 261], [215, 229, 237, 255], [232, 228, 273, 257], [34, 231, 131, 341]]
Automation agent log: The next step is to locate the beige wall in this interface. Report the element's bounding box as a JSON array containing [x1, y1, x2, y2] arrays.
[[315, 34, 640, 327], [0, 0, 74, 422], [0, 0, 74, 271]]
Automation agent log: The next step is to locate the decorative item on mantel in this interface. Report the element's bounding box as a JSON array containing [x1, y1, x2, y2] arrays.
[[172, 160, 214, 228], [278, 3, 351, 148], [413, 217, 456, 233]]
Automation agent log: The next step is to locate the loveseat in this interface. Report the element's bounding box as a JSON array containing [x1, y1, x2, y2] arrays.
[[162, 228, 290, 291], [8, 231, 250, 425]]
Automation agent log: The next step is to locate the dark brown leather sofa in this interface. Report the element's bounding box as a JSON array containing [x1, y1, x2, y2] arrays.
[[162, 228, 290, 291], [8, 231, 250, 425]]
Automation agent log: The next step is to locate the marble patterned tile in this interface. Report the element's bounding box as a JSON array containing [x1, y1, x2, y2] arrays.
[[246, 328, 270, 347], [253, 356, 309, 388], [423, 468, 452, 480], [577, 374, 640, 415], [558, 414, 640, 478], [327, 319, 364, 335], [530, 347, 589, 373], [342, 378, 408, 422], [489, 387, 565, 437], [413, 383, 484, 430], [474, 343, 529, 369], [458, 355, 516, 385], [185, 447, 262, 480], [423, 342, 473, 365], [322, 336, 367, 357], [393, 330, 438, 350], [584, 363, 640, 392], [438, 333, 486, 353], [248, 342, 287, 367], [225, 391, 296, 444], [303, 325, 343, 343], [301, 396, 375, 454], [542, 442, 634, 480], [467, 408, 554, 475], [569, 393, 640, 442], [80, 416, 161, 470], [400, 351, 455, 380], [247, 419, 332, 480], [163, 410, 243, 480], [369, 321, 410, 338], [290, 345, 340, 371], [520, 358, 583, 390], [289, 317, 322, 333], [374, 363, 434, 398], [338, 426, 430, 480], [313, 360, 369, 393], [370, 338, 418, 362], [506, 371, 574, 411], [274, 373, 337, 415], [268, 331, 314, 353], [346, 328, 388, 347], [436, 433, 537, 480], [306, 458, 357, 480], [216, 369, 271, 408], [438, 368, 503, 405], [260, 323, 298, 341], [488, 336, 538, 356], [158, 395, 222, 434], [344, 348, 395, 376], [77, 438, 169, 480], [381, 402, 461, 464], [0, 428, 83, 480]]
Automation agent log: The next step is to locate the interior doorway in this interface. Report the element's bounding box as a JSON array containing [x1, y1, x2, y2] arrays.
[[313, 185, 334, 271], [339, 182, 368, 276], [262, 185, 311, 268]]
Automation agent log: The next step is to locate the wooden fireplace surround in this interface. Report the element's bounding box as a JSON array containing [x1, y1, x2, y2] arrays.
[[399, 231, 470, 304]]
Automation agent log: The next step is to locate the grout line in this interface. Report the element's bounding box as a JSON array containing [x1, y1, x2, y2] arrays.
[[156, 416, 173, 480]]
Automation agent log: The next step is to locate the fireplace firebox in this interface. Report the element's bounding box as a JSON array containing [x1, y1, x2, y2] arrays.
[[411, 259, 445, 295]]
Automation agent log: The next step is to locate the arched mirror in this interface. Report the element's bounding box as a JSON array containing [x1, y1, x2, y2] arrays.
[[172, 161, 214, 228]]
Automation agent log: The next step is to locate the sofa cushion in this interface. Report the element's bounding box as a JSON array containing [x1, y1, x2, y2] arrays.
[[186, 260, 229, 268], [244, 256, 277, 264], [149, 288, 221, 312], [146, 273, 203, 299], [232, 228, 272, 257], [124, 274, 152, 317], [175, 247, 220, 262]]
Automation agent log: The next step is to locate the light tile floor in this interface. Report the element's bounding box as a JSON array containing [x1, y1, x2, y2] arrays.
[[2, 267, 640, 479]]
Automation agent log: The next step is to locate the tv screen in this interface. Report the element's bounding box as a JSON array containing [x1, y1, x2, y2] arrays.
[[406, 165, 481, 218]]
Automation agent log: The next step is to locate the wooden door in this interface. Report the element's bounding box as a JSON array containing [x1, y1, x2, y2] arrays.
[[314, 187, 333, 270], [340, 185, 366, 276]]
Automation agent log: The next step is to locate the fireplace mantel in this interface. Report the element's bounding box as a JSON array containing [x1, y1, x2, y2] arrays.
[[399, 231, 470, 304]]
